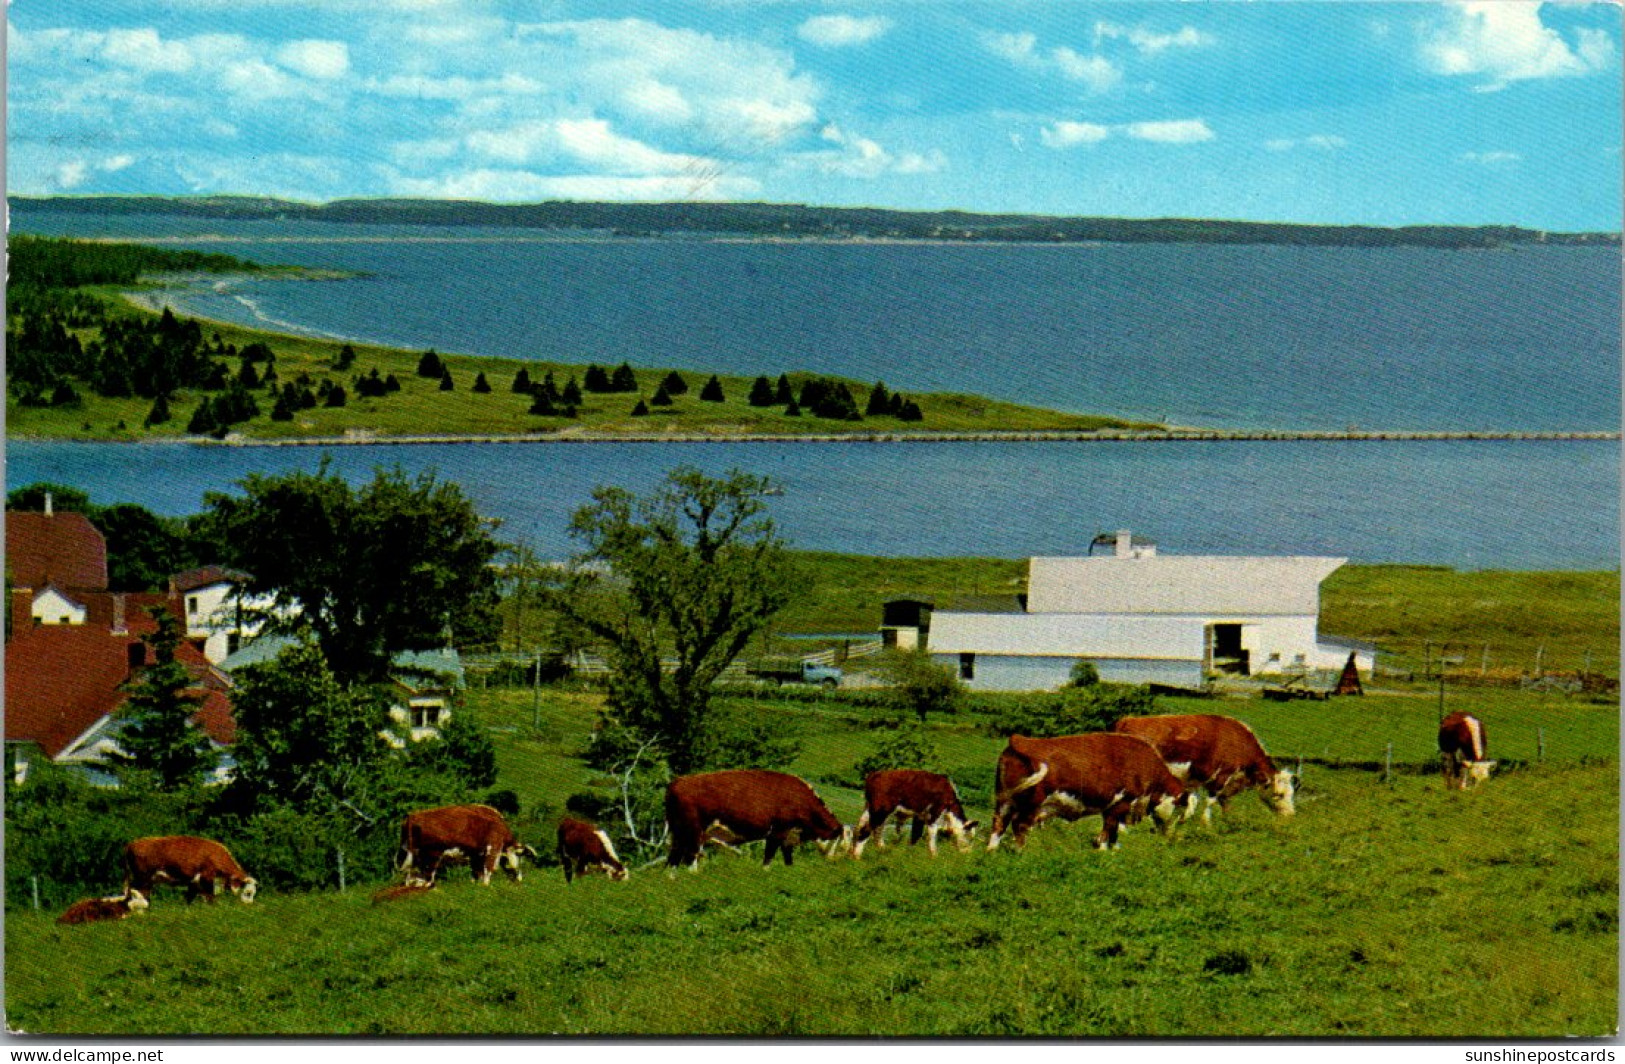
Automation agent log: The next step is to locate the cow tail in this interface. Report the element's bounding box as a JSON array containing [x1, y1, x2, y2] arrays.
[[999, 759, 1048, 802]]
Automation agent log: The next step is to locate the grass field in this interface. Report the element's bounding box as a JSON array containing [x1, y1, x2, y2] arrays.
[[7, 684, 1615, 1037], [6, 287, 1151, 441]]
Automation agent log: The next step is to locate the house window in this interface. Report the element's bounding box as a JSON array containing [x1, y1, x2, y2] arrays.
[[411, 704, 443, 729], [187, 596, 200, 616], [59, 615, 71, 625], [959, 653, 976, 681]]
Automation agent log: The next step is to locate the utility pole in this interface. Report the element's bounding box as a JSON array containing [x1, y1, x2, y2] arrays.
[[532, 649, 542, 731]]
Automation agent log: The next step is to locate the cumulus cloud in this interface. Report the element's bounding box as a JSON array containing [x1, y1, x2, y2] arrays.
[[1039, 121, 1110, 148], [798, 15, 893, 48], [1422, 2, 1615, 89], [1039, 117, 1214, 148], [392, 168, 761, 202], [461, 117, 716, 177], [983, 30, 1122, 93], [796, 124, 946, 178], [1094, 22, 1213, 55], [276, 39, 349, 80], [1124, 119, 1214, 144]]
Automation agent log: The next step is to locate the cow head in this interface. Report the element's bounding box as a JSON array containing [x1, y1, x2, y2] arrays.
[[817, 825, 855, 859], [233, 877, 258, 904], [109, 889, 149, 913], [1263, 770, 1298, 816], [498, 843, 540, 881], [1149, 792, 1191, 835], [1462, 760, 1497, 788], [950, 817, 981, 852]]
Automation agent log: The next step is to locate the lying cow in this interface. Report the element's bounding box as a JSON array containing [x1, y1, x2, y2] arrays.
[[58, 890, 148, 925], [123, 836, 257, 904], [988, 733, 1192, 851], [371, 882, 436, 905], [852, 769, 978, 858], [1439, 711, 1496, 790], [557, 818, 629, 883], [1114, 713, 1296, 822], [666, 769, 851, 870], [397, 804, 539, 886]]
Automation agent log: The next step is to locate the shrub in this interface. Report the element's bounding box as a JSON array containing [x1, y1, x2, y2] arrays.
[[853, 723, 942, 783], [1069, 660, 1101, 688], [872, 649, 964, 722], [984, 683, 1156, 738]]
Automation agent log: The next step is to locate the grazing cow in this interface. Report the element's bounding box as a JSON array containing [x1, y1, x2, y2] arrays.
[[987, 733, 1192, 851], [371, 882, 436, 905], [122, 836, 257, 904], [58, 890, 148, 925], [397, 804, 539, 886], [666, 769, 852, 870], [1114, 713, 1297, 822], [557, 818, 629, 883], [852, 769, 978, 858], [1439, 711, 1496, 790]]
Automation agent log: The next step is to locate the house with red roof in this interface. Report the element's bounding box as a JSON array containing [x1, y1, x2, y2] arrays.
[[6, 505, 110, 632]]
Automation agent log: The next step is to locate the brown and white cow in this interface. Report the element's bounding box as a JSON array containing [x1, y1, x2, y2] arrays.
[[58, 890, 149, 925], [1114, 713, 1296, 822], [397, 804, 539, 886], [665, 769, 852, 870], [987, 733, 1192, 851], [557, 817, 629, 883], [852, 769, 978, 858], [123, 836, 257, 904], [1439, 711, 1496, 790]]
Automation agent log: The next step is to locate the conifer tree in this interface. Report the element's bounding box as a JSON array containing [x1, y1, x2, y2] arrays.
[[651, 384, 674, 406], [384, 374, 401, 393], [335, 344, 357, 371], [611, 363, 638, 393], [325, 384, 347, 408], [699, 375, 726, 402], [439, 369, 454, 391], [631, 399, 650, 416], [661, 370, 689, 395], [144, 394, 171, 427], [112, 609, 216, 790], [748, 376, 775, 406], [270, 391, 296, 421], [530, 391, 558, 416], [584, 365, 611, 392], [512, 367, 532, 393], [562, 376, 583, 406], [416, 349, 443, 378], [473, 372, 491, 394], [775, 374, 794, 405], [238, 360, 260, 389], [866, 380, 891, 417]]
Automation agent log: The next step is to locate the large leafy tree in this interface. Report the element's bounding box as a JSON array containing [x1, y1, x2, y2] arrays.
[[112, 608, 217, 789], [551, 467, 798, 772], [227, 635, 390, 813], [199, 462, 501, 684]]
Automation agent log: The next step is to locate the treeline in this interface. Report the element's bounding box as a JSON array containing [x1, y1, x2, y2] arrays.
[[16, 196, 1619, 248], [8, 232, 262, 289]]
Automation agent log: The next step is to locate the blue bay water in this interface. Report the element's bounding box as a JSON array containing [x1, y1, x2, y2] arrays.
[[17, 210, 1621, 433], [8, 439, 1618, 571]]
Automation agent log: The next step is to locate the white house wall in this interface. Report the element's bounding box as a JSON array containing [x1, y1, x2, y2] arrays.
[[184, 582, 277, 664], [31, 587, 87, 626]]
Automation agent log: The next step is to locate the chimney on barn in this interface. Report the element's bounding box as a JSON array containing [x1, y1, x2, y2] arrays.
[[1113, 530, 1157, 559]]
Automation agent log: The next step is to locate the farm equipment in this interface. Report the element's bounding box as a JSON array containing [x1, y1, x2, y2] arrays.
[[747, 659, 844, 688]]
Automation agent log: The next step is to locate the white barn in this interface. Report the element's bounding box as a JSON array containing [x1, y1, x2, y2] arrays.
[[927, 532, 1374, 692]]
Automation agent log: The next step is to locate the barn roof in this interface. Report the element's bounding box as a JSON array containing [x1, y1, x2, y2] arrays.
[[5, 624, 235, 759], [5, 511, 108, 591], [1026, 555, 1345, 616]]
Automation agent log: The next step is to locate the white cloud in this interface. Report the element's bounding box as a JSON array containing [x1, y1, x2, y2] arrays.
[[102, 28, 194, 73], [1124, 119, 1214, 144], [1094, 22, 1213, 55], [794, 124, 946, 179], [556, 118, 710, 175], [1422, 2, 1615, 88], [1265, 134, 1348, 152], [1040, 121, 1111, 148], [798, 15, 893, 48], [366, 73, 544, 100], [276, 40, 350, 80], [393, 168, 761, 202], [1460, 150, 1522, 165], [983, 30, 1122, 92]]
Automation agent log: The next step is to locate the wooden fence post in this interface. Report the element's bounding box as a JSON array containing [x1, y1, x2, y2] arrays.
[[336, 848, 347, 893], [1384, 743, 1393, 785], [31, 876, 41, 911], [1534, 645, 1545, 677], [1538, 727, 1546, 763]]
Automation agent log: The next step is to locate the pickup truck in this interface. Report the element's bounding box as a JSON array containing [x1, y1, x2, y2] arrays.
[[747, 660, 843, 688]]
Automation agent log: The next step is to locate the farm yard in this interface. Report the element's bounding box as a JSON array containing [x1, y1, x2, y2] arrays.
[[5, 683, 1616, 1037]]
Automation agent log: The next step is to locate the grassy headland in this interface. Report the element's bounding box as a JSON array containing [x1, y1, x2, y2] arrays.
[[5, 236, 1156, 442]]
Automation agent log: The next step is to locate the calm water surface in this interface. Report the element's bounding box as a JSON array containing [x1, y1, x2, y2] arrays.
[[18, 209, 1621, 433], [8, 439, 1617, 570]]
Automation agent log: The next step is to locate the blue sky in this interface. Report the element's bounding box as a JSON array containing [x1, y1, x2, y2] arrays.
[[8, 2, 1621, 229]]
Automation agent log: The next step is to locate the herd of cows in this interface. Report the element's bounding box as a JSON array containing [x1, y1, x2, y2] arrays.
[[54, 711, 1498, 924]]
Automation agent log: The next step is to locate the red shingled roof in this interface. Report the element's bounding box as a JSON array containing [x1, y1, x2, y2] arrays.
[[5, 624, 235, 760], [170, 566, 250, 594], [6, 511, 108, 591]]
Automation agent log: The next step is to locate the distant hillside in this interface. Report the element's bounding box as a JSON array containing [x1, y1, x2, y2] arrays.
[[12, 195, 1619, 249]]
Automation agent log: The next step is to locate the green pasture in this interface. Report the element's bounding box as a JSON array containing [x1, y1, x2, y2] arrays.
[[7, 288, 1147, 441], [7, 754, 1615, 1037]]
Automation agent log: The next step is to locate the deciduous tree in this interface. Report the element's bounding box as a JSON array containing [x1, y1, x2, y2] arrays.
[[549, 468, 798, 772]]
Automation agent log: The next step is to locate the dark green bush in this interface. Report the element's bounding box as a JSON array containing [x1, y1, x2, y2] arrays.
[[983, 683, 1156, 738]]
